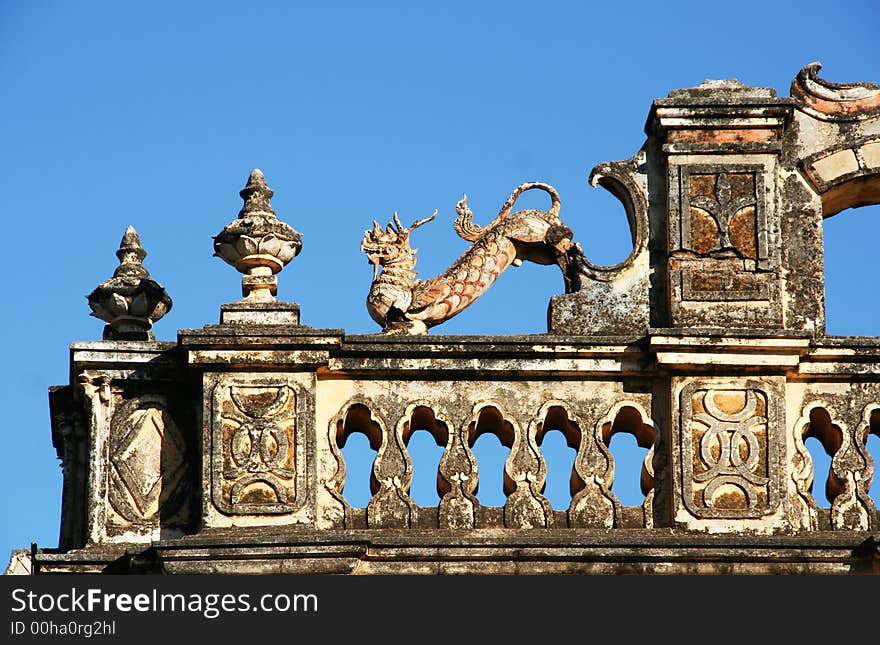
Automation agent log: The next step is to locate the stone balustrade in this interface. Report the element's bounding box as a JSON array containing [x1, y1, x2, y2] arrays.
[[19, 62, 880, 574]]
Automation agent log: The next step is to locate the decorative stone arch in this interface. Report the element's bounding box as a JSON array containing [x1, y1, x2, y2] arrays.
[[324, 400, 393, 528], [786, 64, 880, 335], [395, 402, 460, 525], [792, 63, 880, 218], [531, 400, 588, 518], [800, 137, 880, 218], [465, 401, 553, 528], [791, 401, 874, 530]]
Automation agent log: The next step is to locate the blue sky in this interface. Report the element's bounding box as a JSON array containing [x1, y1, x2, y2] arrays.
[[2, 1, 878, 564]]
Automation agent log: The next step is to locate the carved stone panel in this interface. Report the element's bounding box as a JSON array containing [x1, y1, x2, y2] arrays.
[[667, 160, 782, 328], [211, 380, 303, 515], [108, 395, 187, 526], [680, 381, 781, 519], [678, 168, 766, 262]]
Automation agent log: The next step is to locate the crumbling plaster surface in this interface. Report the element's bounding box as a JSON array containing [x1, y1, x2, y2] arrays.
[[14, 64, 880, 574]]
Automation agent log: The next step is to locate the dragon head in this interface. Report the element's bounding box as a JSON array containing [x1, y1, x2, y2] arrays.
[[360, 211, 437, 280]]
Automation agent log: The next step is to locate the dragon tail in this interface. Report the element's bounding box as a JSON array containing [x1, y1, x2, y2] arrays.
[[498, 182, 561, 219], [454, 182, 561, 242], [454, 194, 483, 241]]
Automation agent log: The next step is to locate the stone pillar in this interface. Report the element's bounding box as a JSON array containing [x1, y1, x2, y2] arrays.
[[651, 333, 810, 533], [61, 226, 189, 547], [180, 325, 343, 531], [68, 344, 193, 546], [648, 80, 793, 331], [185, 169, 344, 531]]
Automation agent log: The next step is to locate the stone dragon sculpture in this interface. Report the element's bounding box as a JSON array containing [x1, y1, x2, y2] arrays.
[[361, 182, 577, 334]]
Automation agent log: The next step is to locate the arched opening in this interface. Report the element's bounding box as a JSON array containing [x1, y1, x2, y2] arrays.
[[400, 405, 448, 508], [601, 405, 655, 507], [802, 407, 845, 508], [334, 403, 383, 509], [467, 406, 515, 507], [866, 409, 880, 507], [823, 202, 880, 335], [604, 433, 646, 507], [534, 405, 580, 511], [804, 436, 834, 507], [536, 433, 576, 511]]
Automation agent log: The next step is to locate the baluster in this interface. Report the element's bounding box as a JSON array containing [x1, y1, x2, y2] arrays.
[[642, 442, 657, 529], [617, 404, 657, 527], [435, 410, 478, 529], [321, 405, 353, 529], [830, 404, 876, 530], [566, 402, 656, 528], [368, 407, 416, 528], [502, 405, 554, 529], [568, 406, 617, 528], [790, 403, 821, 530]]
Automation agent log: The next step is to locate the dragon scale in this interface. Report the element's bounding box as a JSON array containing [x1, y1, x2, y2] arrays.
[[361, 182, 573, 334]]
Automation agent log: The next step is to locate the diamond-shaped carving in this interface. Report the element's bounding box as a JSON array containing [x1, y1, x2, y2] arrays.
[[109, 403, 186, 522]]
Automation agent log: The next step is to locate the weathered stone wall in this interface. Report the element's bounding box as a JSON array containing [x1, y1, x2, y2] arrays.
[[16, 63, 880, 574], [44, 333, 880, 549]]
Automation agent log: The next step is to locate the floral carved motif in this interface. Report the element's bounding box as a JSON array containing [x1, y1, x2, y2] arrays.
[[677, 167, 773, 304]]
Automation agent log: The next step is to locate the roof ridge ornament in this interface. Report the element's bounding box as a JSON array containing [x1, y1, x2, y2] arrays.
[[791, 61, 880, 121], [361, 182, 575, 334], [213, 169, 303, 303], [86, 226, 172, 340]]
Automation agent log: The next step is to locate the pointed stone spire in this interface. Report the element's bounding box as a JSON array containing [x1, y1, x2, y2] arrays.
[[237, 168, 276, 218], [87, 226, 173, 340], [213, 169, 303, 304], [114, 226, 149, 278]]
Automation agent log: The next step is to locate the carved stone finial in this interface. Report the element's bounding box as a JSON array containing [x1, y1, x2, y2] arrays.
[[87, 226, 173, 340], [213, 169, 303, 302]]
